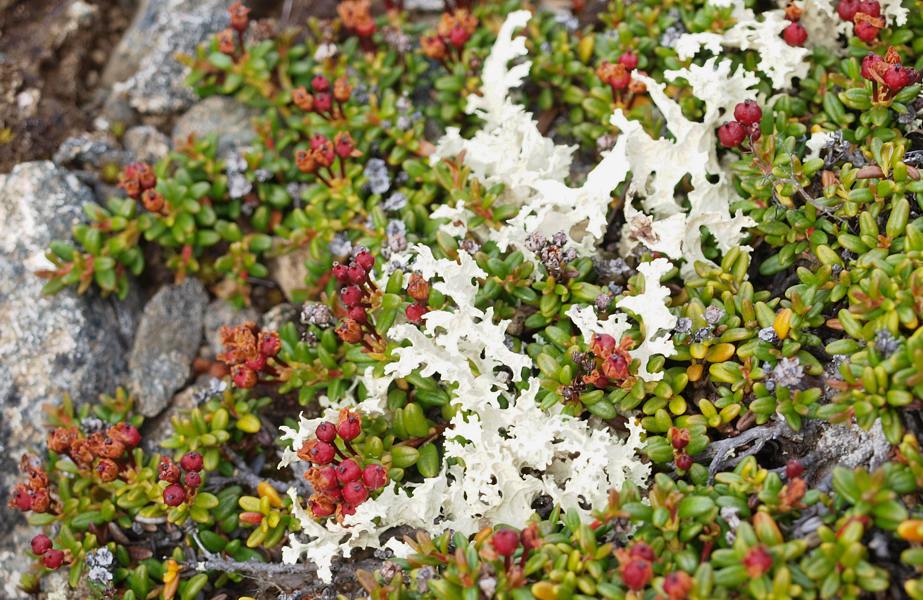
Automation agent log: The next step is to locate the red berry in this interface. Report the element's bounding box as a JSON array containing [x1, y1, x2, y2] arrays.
[[742, 546, 773, 577], [334, 134, 355, 158], [311, 466, 339, 491], [308, 441, 337, 465], [310, 495, 337, 518], [332, 262, 350, 283], [883, 64, 910, 90], [337, 410, 362, 441], [348, 306, 368, 324], [675, 453, 694, 471], [591, 334, 616, 357], [42, 549, 65, 570], [184, 471, 202, 488], [491, 529, 520, 557], [31, 535, 52, 555], [669, 427, 690, 450], [405, 302, 428, 324], [782, 22, 807, 46], [629, 542, 655, 562], [340, 285, 363, 308], [861, 53, 883, 79], [621, 558, 653, 591], [618, 50, 638, 70], [448, 24, 470, 48], [856, 0, 881, 17], [601, 353, 629, 381], [245, 353, 267, 371], [180, 452, 204, 472], [316, 421, 337, 443], [717, 121, 747, 147], [232, 364, 258, 388], [362, 464, 389, 490], [10, 487, 34, 511], [342, 480, 369, 505], [854, 20, 880, 42], [837, 0, 860, 20], [312, 75, 330, 93], [110, 423, 142, 448], [163, 483, 187, 507], [355, 17, 376, 38], [355, 249, 375, 271], [785, 459, 805, 479], [347, 264, 367, 285], [315, 92, 333, 113], [158, 457, 181, 483], [258, 331, 281, 357], [733, 100, 762, 126], [336, 458, 362, 484], [663, 571, 694, 600]]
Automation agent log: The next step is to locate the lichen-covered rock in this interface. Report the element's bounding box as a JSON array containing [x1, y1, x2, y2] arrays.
[[128, 279, 208, 417], [123, 125, 171, 164], [269, 246, 310, 302], [105, 0, 228, 115], [172, 96, 258, 156], [0, 162, 140, 599], [261, 303, 299, 333], [53, 131, 130, 170], [203, 298, 259, 358]]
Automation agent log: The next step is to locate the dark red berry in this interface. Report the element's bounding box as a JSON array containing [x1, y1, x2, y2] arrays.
[[10, 487, 34, 511], [856, 0, 881, 17], [629, 542, 655, 562], [837, 0, 860, 20], [311, 466, 339, 491], [158, 457, 181, 483], [618, 50, 638, 70], [733, 100, 762, 126], [180, 452, 204, 472], [232, 364, 258, 388], [491, 529, 519, 557], [336, 458, 362, 484], [854, 20, 880, 42], [315, 421, 337, 443], [342, 480, 369, 505], [245, 353, 267, 371], [347, 306, 368, 324], [310, 494, 337, 518], [337, 410, 362, 441], [448, 24, 470, 48], [42, 549, 65, 570], [717, 121, 747, 147], [340, 285, 363, 308], [31, 535, 53, 555], [347, 265, 367, 285], [258, 331, 281, 357], [109, 423, 142, 448], [591, 333, 616, 357], [883, 64, 911, 90], [311, 75, 330, 93], [669, 427, 690, 450], [785, 459, 805, 479], [663, 571, 694, 600], [163, 483, 187, 507], [621, 558, 653, 591], [405, 302, 428, 324], [362, 464, 388, 490], [308, 441, 336, 465], [861, 53, 883, 79], [782, 22, 807, 46], [743, 546, 773, 577], [355, 249, 375, 271], [675, 453, 694, 471], [332, 263, 350, 283], [315, 92, 333, 113], [184, 471, 202, 488]]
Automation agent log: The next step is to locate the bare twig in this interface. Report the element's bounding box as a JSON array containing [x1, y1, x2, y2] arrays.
[[188, 555, 317, 577], [702, 421, 789, 478]]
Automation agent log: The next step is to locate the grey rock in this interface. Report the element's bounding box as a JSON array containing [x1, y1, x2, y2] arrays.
[[105, 0, 228, 115], [53, 131, 130, 170], [261, 303, 298, 333], [97, 90, 139, 131], [129, 279, 208, 417], [172, 97, 257, 156], [123, 125, 172, 164], [0, 162, 140, 599], [203, 298, 259, 357], [269, 246, 310, 302]]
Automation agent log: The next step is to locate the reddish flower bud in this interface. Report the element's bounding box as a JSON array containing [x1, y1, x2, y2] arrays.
[[406, 273, 430, 302], [336, 458, 362, 484], [142, 189, 165, 213], [854, 20, 880, 42], [258, 331, 281, 357], [184, 471, 202, 488], [30, 488, 50, 513], [717, 121, 747, 147], [618, 50, 639, 70], [340, 285, 363, 308], [355, 249, 375, 271], [782, 22, 807, 46], [180, 452, 204, 472], [312, 75, 331, 93], [621, 558, 653, 591], [292, 87, 314, 111], [491, 529, 519, 557], [31, 534, 53, 556], [675, 452, 694, 471], [231, 364, 258, 389], [316, 421, 337, 443], [98, 436, 126, 460], [228, 1, 251, 33], [347, 265, 367, 285], [591, 334, 616, 357], [68, 437, 95, 466], [95, 458, 119, 482], [217, 29, 236, 55], [315, 92, 333, 113], [601, 353, 630, 381], [307, 466, 339, 491], [362, 464, 388, 490], [629, 542, 655, 562], [785, 459, 805, 479], [334, 132, 357, 158], [337, 409, 362, 441], [245, 353, 266, 371], [355, 16, 376, 38], [336, 318, 363, 344], [347, 306, 367, 324], [295, 149, 317, 174], [406, 302, 428, 324], [42, 549, 65, 570], [837, 0, 860, 20], [883, 64, 912, 90], [342, 480, 369, 505], [421, 34, 447, 60], [861, 53, 883, 79], [669, 427, 690, 450], [163, 483, 187, 507], [733, 100, 762, 126], [521, 522, 542, 551], [309, 494, 337, 518], [109, 423, 141, 448], [743, 546, 773, 577], [857, 0, 881, 17], [158, 457, 181, 483], [48, 427, 77, 454], [333, 77, 352, 103], [663, 571, 694, 600], [331, 262, 350, 282], [9, 485, 33, 511], [448, 24, 470, 48]]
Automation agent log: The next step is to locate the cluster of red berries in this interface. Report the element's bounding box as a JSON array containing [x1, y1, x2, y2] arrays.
[[295, 131, 360, 185], [299, 409, 389, 521], [490, 524, 541, 561], [30, 534, 65, 570], [404, 273, 431, 325], [119, 162, 165, 213], [217, 2, 251, 56], [332, 249, 378, 345], [781, 3, 808, 47], [9, 456, 52, 514], [617, 541, 693, 597], [158, 452, 205, 507], [292, 75, 353, 121], [861, 48, 920, 99], [218, 321, 282, 389], [837, 0, 884, 43], [55, 422, 141, 479], [669, 427, 694, 471], [420, 9, 478, 63], [581, 333, 635, 388], [596, 50, 642, 94], [717, 99, 763, 148]]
